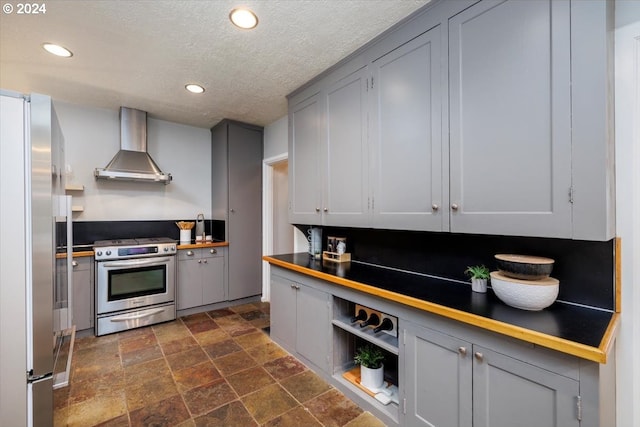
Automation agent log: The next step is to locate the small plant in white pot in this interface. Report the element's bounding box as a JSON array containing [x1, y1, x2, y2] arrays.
[[354, 344, 385, 390], [465, 264, 490, 293]]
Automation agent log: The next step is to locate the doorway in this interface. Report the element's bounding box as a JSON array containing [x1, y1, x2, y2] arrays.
[[262, 154, 301, 301]]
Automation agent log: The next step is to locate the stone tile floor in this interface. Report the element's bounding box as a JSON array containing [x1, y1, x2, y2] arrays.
[[53, 302, 386, 427]]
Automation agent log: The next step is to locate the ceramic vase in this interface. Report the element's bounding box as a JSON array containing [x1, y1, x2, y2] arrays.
[[471, 278, 488, 293], [360, 364, 384, 390]]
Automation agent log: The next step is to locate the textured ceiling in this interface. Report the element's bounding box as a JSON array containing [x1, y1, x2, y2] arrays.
[[0, 0, 430, 128]]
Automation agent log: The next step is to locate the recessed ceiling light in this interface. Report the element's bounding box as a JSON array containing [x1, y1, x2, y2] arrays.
[[229, 8, 258, 29], [42, 43, 73, 58], [185, 84, 205, 94]]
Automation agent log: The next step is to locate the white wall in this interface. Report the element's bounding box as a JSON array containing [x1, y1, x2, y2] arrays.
[[54, 101, 212, 221], [263, 115, 288, 159], [615, 2, 640, 426]]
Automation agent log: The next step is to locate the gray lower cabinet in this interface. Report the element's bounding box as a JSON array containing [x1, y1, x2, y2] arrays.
[[404, 321, 579, 427], [404, 321, 472, 427], [269, 266, 614, 427], [211, 120, 263, 301], [177, 248, 225, 310], [270, 273, 331, 373], [72, 257, 93, 331]]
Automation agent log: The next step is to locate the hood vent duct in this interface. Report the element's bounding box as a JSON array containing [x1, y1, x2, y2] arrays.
[[94, 107, 172, 184]]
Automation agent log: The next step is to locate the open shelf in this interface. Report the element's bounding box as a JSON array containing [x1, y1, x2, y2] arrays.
[[333, 368, 399, 423], [332, 317, 399, 355]]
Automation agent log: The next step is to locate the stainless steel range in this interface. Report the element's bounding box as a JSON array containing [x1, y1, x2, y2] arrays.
[[94, 237, 177, 336]]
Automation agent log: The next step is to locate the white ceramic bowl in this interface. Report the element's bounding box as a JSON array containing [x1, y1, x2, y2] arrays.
[[490, 271, 559, 311]]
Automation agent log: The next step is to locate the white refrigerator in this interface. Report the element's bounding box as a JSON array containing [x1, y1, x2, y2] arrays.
[[0, 91, 71, 427]]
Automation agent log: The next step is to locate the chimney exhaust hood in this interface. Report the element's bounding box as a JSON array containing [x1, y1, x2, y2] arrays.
[[94, 107, 172, 184]]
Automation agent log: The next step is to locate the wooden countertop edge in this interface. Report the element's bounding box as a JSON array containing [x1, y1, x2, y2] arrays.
[[56, 250, 94, 259], [55, 242, 229, 258], [264, 256, 614, 364], [177, 242, 229, 250]]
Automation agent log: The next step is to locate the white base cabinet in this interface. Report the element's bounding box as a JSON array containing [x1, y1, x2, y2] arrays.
[[177, 247, 225, 310]]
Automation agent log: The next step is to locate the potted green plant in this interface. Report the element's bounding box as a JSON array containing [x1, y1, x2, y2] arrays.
[[354, 344, 385, 389], [465, 264, 490, 293]]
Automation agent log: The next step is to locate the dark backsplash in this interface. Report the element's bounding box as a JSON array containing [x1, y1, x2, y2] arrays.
[[296, 225, 615, 311], [63, 219, 226, 246]]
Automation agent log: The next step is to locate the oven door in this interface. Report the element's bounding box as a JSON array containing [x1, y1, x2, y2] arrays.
[[96, 256, 175, 315]]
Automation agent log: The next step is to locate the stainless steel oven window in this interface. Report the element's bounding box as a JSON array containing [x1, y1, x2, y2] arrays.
[[108, 265, 166, 301]]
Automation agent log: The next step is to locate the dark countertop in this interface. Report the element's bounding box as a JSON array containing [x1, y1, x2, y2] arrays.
[[264, 253, 618, 363]]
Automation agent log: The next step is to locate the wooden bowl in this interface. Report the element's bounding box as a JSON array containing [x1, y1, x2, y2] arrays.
[[495, 254, 554, 280]]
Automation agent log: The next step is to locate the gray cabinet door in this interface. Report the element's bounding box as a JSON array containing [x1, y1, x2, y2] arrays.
[[227, 122, 263, 301], [202, 251, 224, 305], [72, 257, 92, 331], [404, 322, 472, 427], [296, 283, 331, 373], [269, 274, 297, 351], [289, 91, 323, 225], [472, 345, 579, 427], [323, 65, 370, 227], [448, 0, 572, 237], [370, 26, 444, 231], [177, 252, 202, 310]]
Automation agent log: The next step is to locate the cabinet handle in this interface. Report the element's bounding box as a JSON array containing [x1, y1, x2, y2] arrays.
[[316, 207, 320, 212], [323, 207, 328, 212], [474, 352, 484, 362], [186, 251, 194, 256], [458, 346, 467, 356], [210, 249, 217, 254], [230, 208, 235, 213], [72, 261, 78, 267], [432, 204, 439, 211], [290, 284, 296, 289], [451, 203, 459, 211], [198, 259, 202, 264], [203, 259, 208, 264]]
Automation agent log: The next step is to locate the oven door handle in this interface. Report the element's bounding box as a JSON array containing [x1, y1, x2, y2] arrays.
[[101, 257, 172, 268], [110, 308, 166, 322]]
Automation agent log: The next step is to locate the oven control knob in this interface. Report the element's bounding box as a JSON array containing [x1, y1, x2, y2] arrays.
[[106, 250, 111, 256], [163, 247, 168, 252], [96, 250, 102, 256]]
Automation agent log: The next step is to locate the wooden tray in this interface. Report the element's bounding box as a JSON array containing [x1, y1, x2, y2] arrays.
[[322, 251, 351, 263], [342, 366, 391, 397]]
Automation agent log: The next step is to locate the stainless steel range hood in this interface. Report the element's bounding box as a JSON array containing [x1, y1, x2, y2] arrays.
[[94, 107, 172, 184]]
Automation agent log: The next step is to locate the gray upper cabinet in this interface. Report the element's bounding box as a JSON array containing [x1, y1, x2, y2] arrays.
[[289, 64, 369, 227], [370, 26, 443, 231], [324, 64, 370, 227], [287, 0, 614, 240], [449, 0, 572, 238], [211, 120, 263, 301], [289, 90, 323, 225]]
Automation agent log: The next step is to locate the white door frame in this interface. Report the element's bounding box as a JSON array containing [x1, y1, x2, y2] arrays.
[[262, 153, 288, 302]]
